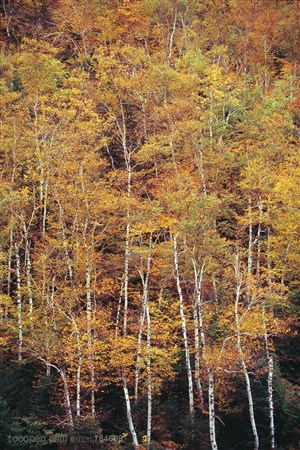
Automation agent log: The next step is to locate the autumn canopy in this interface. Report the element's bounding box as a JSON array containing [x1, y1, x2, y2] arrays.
[[0, 1, 299, 449]]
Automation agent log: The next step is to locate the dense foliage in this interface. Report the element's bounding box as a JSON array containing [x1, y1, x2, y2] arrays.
[[0, 1, 299, 449]]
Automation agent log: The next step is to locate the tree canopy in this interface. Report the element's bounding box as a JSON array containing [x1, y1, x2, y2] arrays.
[[0, 1, 299, 449]]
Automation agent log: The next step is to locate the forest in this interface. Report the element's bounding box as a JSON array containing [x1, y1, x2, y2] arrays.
[[0, 1, 299, 449]]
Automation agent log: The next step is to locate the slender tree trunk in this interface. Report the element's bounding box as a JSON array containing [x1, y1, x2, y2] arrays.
[[44, 263, 51, 377], [116, 100, 139, 449], [39, 162, 44, 232], [239, 349, 259, 450], [57, 199, 73, 280], [68, 314, 83, 419], [267, 355, 275, 450], [267, 225, 272, 289], [1, 0, 11, 37], [135, 244, 152, 403], [72, 320, 83, 419], [76, 337, 83, 417], [192, 258, 218, 449], [247, 196, 253, 303], [49, 290, 74, 427], [61, 368, 74, 429], [208, 370, 218, 450], [192, 259, 205, 410], [7, 227, 13, 298], [50, 277, 57, 330], [123, 166, 131, 335], [255, 201, 275, 448], [45, 318, 51, 377], [265, 212, 276, 449], [235, 255, 259, 450], [135, 303, 146, 402], [193, 301, 204, 409], [263, 312, 275, 450], [146, 298, 152, 450], [122, 367, 139, 450], [42, 175, 48, 235], [173, 234, 195, 421], [85, 251, 95, 417], [121, 178, 138, 445], [115, 279, 124, 339], [24, 232, 33, 328], [168, 10, 177, 64], [33, 91, 45, 235], [15, 243, 23, 363], [139, 245, 152, 448], [256, 199, 263, 277], [209, 89, 214, 148]]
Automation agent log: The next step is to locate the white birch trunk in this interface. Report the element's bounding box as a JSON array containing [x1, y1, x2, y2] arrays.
[[247, 196, 253, 303], [123, 166, 131, 335], [134, 303, 146, 402], [71, 323, 82, 418], [255, 202, 275, 449], [192, 258, 205, 410], [121, 177, 138, 445], [59, 306, 82, 418], [173, 234, 195, 420], [57, 199, 73, 280], [209, 89, 214, 148], [117, 99, 139, 448], [135, 245, 152, 403], [42, 175, 48, 235], [256, 199, 263, 277], [61, 368, 74, 429], [42, 259, 51, 377], [74, 321, 82, 418], [85, 252, 95, 417], [208, 370, 218, 450], [115, 279, 124, 339], [24, 233, 33, 328], [193, 301, 204, 409], [76, 358, 82, 417], [7, 227, 13, 298], [49, 277, 57, 330], [122, 368, 139, 450], [235, 255, 259, 450], [39, 164, 44, 232], [265, 217, 276, 449], [168, 11, 177, 64], [70, 314, 83, 419], [15, 243, 23, 363], [146, 299, 152, 450], [192, 258, 218, 449], [45, 316, 51, 377], [262, 308, 275, 450], [267, 353, 275, 450], [266, 339, 275, 450]]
